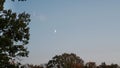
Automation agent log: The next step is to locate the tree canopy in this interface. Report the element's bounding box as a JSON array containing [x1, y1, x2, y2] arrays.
[[0, 0, 30, 68], [47, 53, 84, 68], [0, 0, 26, 11]]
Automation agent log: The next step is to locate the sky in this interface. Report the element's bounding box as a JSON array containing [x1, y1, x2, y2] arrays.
[[4, 0, 120, 65]]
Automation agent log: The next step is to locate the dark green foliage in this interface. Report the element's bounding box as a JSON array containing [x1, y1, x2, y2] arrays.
[[0, 0, 26, 11], [0, 0, 5, 11], [0, 0, 30, 68], [47, 53, 84, 68]]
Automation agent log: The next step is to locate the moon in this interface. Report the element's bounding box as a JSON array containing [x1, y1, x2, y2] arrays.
[[54, 29, 56, 33]]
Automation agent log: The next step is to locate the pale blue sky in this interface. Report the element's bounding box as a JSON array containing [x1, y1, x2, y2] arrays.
[[5, 0, 120, 65]]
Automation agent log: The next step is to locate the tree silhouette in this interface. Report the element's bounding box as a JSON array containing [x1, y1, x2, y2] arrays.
[[85, 62, 96, 68], [110, 64, 119, 68], [0, 0, 30, 68], [47, 53, 84, 68], [99, 62, 106, 68]]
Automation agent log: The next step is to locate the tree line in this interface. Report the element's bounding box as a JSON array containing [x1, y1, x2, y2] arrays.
[[28, 53, 120, 68]]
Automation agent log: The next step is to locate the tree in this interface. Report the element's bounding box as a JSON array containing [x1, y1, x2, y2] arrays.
[[0, 0, 30, 68], [85, 62, 96, 68], [99, 62, 106, 68], [47, 53, 84, 68], [110, 64, 119, 68]]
